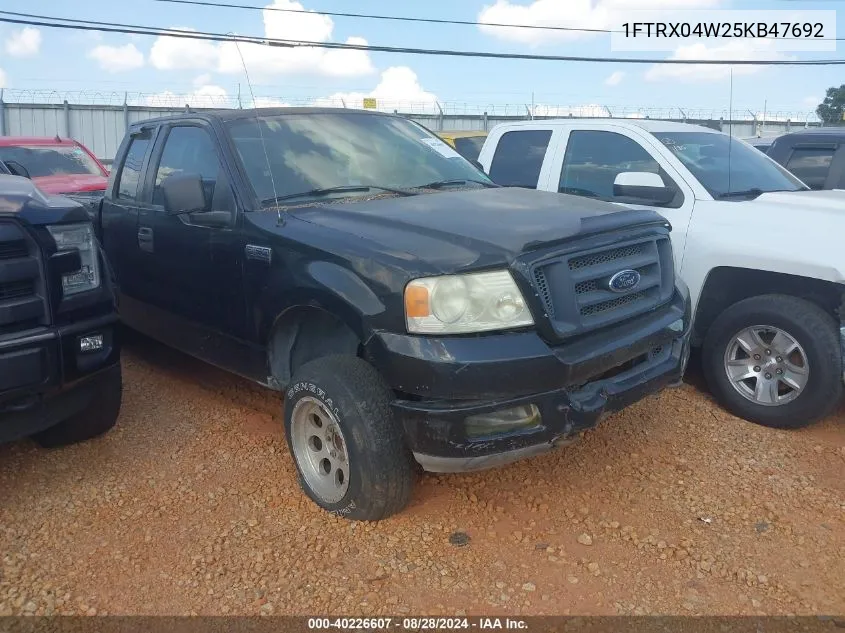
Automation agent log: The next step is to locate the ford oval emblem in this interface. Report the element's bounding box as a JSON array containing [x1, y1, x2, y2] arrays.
[[608, 269, 641, 293]]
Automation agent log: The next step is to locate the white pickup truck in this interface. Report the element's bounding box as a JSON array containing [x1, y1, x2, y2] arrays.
[[478, 119, 844, 429]]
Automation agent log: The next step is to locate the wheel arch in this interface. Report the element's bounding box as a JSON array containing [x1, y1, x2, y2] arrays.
[[692, 266, 845, 345], [264, 302, 368, 391]]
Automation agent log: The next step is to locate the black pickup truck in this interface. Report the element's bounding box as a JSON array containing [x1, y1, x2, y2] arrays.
[[766, 128, 845, 190], [1, 175, 121, 447], [97, 107, 691, 520]]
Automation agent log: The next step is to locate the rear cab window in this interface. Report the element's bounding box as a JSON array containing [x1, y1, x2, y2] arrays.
[[117, 131, 153, 201], [453, 136, 486, 162], [488, 130, 553, 188], [785, 146, 836, 190]]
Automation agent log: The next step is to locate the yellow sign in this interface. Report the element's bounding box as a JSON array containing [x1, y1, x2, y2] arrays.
[[363, 98, 377, 110]]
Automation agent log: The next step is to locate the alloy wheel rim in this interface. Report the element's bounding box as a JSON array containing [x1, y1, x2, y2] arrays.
[[723, 325, 809, 407], [290, 397, 350, 503]]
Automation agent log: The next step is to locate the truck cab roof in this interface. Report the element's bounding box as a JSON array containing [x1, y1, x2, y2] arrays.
[[489, 118, 720, 135], [127, 106, 399, 130]]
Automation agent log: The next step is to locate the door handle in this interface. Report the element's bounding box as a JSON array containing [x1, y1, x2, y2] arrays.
[[137, 227, 154, 252]]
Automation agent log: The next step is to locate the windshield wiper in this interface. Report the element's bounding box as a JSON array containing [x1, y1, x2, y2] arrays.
[[716, 188, 764, 200], [416, 179, 499, 190], [262, 184, 416, 205], [716, 188, 801, 200]]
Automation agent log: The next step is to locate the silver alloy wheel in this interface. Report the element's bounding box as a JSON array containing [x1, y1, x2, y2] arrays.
[[723, 325, 809, 407], [290, 396, 350, 503]]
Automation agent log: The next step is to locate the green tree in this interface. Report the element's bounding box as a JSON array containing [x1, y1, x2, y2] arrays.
[[816, 85, 845, 124]]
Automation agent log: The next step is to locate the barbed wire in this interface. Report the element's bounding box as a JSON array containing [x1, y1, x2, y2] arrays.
[[0, 88, 821, 122]]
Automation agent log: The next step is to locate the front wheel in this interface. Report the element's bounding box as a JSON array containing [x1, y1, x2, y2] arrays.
[[702, 294, 842, 429], [284, 355, 413, 521]]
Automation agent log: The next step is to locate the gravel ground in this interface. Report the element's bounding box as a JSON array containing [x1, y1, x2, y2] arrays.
[[1, 336, 843, 616]]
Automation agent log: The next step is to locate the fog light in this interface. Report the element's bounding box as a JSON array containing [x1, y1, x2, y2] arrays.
[[668, 318, 684, 332], [465, 404, 541, 438], [79, 334, 103, 352]]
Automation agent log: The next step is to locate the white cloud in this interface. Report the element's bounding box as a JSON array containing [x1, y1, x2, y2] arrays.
[[478, 0, 721, 45], [0, 67, 6, 88], [149, 27, 219, 70], [193, 73, 213, 87], [313, 66, 438, 113], [144, 84, 230, 107], [88, 43, 145, 73], [5, 27, 42, 57], [604, 71, 624, 86], [150, 0, 373, 78], [644, 39, 791, 82], [140, 65, 435, 112]]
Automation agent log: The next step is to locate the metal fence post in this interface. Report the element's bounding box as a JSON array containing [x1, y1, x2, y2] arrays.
[[0, 89, 5, 136], [63, 100, 71, 138], [436, 101, 444, 131], [123, 93, 129, 131], [483, 111, 488, 132]]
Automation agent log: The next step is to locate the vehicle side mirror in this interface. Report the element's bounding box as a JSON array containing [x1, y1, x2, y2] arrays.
[[613, 172, 674, 205], [162, 173, 206, 215], [4, 161, 31, 179]]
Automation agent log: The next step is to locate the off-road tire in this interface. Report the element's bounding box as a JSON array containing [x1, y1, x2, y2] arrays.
[[284, 355, 413, 521]]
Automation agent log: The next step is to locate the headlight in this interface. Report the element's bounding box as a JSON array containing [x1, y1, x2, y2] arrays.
[[405, 270, 534, 334], [47, 222, 100, 296]]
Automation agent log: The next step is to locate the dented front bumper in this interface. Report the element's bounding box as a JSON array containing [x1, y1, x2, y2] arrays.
[[367, 284, 692, 473]]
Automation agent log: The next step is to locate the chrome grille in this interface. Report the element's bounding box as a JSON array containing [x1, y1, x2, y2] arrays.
[[530, 235, 674, 339]]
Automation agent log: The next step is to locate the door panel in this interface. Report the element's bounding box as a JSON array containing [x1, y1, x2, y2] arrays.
[[100, 130, 154, 310], [139, 124, 240, 328]]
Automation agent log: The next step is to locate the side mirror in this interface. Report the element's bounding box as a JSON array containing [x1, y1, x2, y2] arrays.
[[4, 161, 31, 179], [613, 171, 674, 205], [162, 173, 206, 215]]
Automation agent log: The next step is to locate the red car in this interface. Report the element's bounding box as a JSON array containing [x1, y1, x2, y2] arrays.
[[0, 136, 109, 195]]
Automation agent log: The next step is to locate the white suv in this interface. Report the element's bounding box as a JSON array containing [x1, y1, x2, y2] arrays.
[[479, 119, 844, 429]]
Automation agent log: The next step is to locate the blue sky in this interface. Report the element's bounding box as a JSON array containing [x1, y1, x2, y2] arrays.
[[0, 0, 843, 119]]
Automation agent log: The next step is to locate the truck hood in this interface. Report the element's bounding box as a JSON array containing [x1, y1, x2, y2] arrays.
[[32, 173, 108, 194], [0, 175, 89, 226], [744, 189, 845, 213], [289, 187, 667, 270]]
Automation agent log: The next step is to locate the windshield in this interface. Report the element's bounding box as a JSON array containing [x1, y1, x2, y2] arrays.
[[655, 132, 806, 198], [226, 113, 492, 204], [0, 144, 104, 178]]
